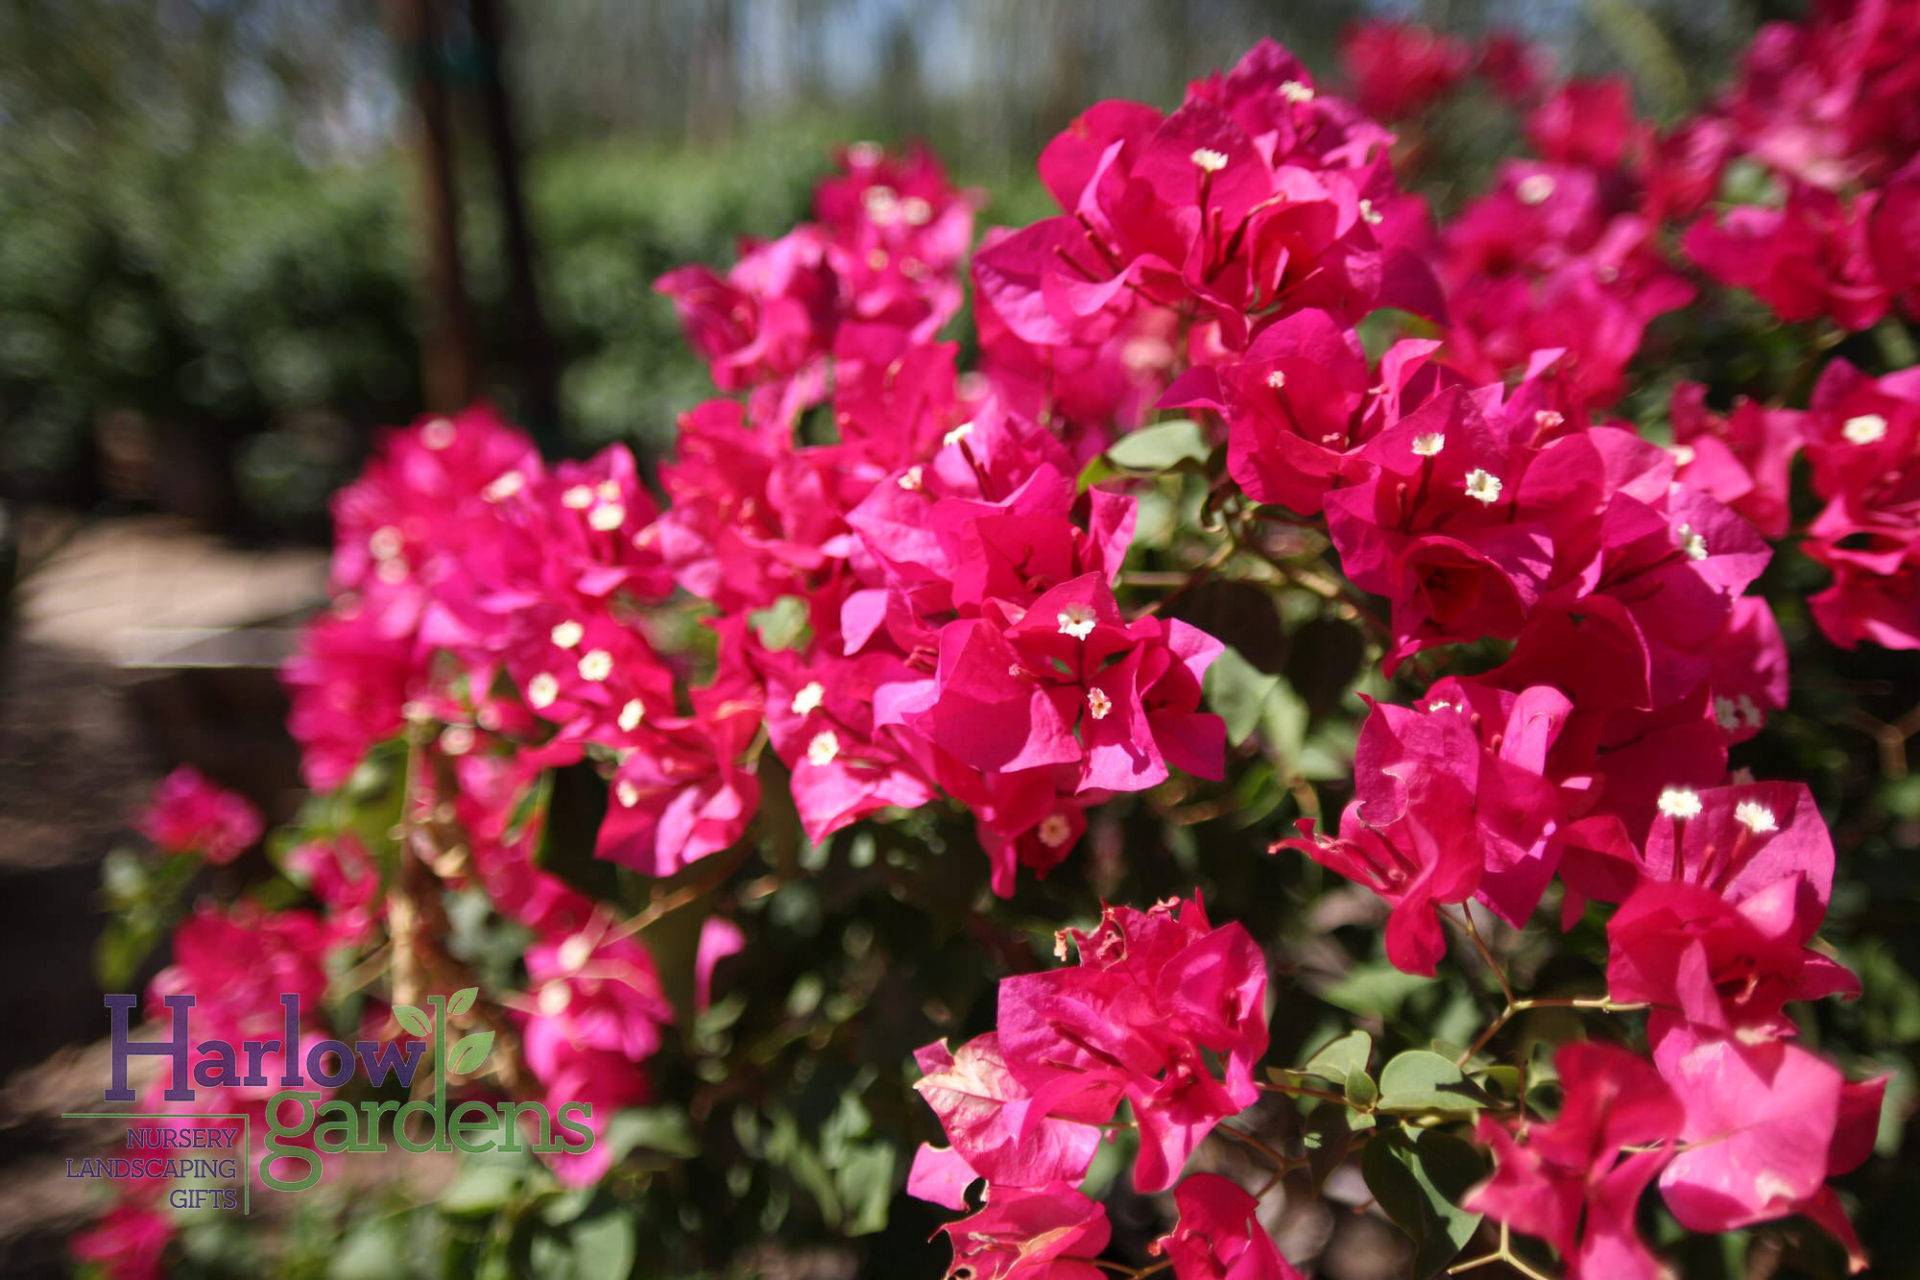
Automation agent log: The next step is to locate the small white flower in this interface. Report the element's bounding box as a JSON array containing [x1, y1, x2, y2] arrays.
[[791, 681, 826, 716], [369, 526, 405, 561], [550, 620, 585, 649], [1734, 800, 1779, 834], [588, 502, 626, 531], [1464, 468, 1504, 504], [1358, 198, 1383, 226], [482, 470, 525, 503], [438, 725, 475, 756], [1843, 413, 1888, 445], [1265, 369, 1287, 389], [1086, 688, 1113, 720], [862, 185, 899, 223], [1714, 694, 1761, 731], [557, 933, 594, 972], [1677, 524, 1709, 561], [1412, 432, 1446, 457], [1534, 409, 1564, 431], [1057, 603, 1097, 640], [538, 982, 572, 1015], [898, 465, 924, 491], [1516, 173, 1556, 205], [807, 730, 841, 766], [614, 778, 641, 809], [866, 247, 889, 271], [617, 698, 645, 732], [1280, 79, 1315, 103], [902, 195, 933, 226], [943, 421, 974, 447], [577, 649, 613, 682], [1670, 443, 1697, 466], [421, 417, 457, 449], [376, 558, 408, 584], [561, 484, 595, 510], [526, 673, 559, 710], [1657, 786, 1703, 820], [1190, 147, 1229, 173], [1037, 813, 1074, 848]]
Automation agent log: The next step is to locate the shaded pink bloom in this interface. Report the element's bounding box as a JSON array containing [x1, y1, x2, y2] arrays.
[[936, 1183, 1112, 1280], [136, 765, 262, 864], [1154, 1173, 1305, 1280], [912, 1034, 1104, 1193], [71, 1201, 173, 1280], [1339, 20, 1470, 121]]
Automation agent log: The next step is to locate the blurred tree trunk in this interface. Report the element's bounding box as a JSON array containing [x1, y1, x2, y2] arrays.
[[389, 0, 479, 414], [470, 0, 561, 450]]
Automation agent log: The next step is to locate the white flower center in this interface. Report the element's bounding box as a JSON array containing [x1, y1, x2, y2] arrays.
[[1280, 80, 1315, 103], [422, 417, 457, 449], [1190, 147, 1228, 173], [1358, 198, 1383, 226], [561, 484, 595, 510], [615, 778, 640, 808], [1516, 173, 1556, 205], [618, 698, 645, 732], [1266, 369, 1287, 389], [557, 934, 594, 972], [439, 725, 475, 756], [1677, 524, 1709, 561], [1057, 604, 1097, 640], [482, 470, 525, 503], [1037, 813, 1074, 848], [527, 673, 560, 710], [807, 730, 841, 766], [1464, 468, 1504, 504], [588, 502, 626, 531], [577, 649, 613, 682], [1086, 688, 1113, 720], [1412, 432, 1445, 457], [1843, 413, 1888, 445], [898, 465, 924, 491], [369, 526, 405, 561], [943, 421, 974, 447], [1657, 786, 1703, 819], [551, 620, 585, 649], [791, 681, 826, 715], [1671, 443, 1697, 466], [1734, 800, 1778, 833]]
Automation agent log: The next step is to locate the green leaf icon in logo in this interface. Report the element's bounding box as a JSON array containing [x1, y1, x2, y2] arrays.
[[448, 1030, 495, 1076], [447, 986, 478, 1016], [393, 1004, 431, 1037]]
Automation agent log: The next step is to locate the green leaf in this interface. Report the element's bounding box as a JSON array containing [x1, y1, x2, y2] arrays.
[[440, 1161, 521, 1216], [1360, 1127, 1486, 1277], [393, 1004, 431, 1037], [748, 594, 812, 651], [1304, 1105, 1355, 1189], [448, 1030, 495, 1076], [1303, 1030, 1373, 1084], [569, 1212, 637, 1280], [1377, 1050, 1488, 1115], [1205, 645, 1281, 746], [1105, 419, 1210, 471], [603, 1107, 700, 1162], [447, 985, 478, 1016], [1317, 961, 1434, 1018], [1346, 1068, 1379, 1109]]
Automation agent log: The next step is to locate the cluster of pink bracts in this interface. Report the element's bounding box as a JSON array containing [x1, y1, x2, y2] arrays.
[[88, 2, 1919, 1276]]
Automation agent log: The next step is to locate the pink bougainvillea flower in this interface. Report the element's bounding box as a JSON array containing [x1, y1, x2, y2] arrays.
[[936, 1182, 1112, 1280], [70, 1200, 173, 1280], [1153, 1173, 1305, 1280], [911, 1033, 1104, 1193], [135, 765, 262, 864], [1275, 689, 1566, 973], [1652, 1017, 1883, 1268], [1467, 1042, 1683, 1280], [987, 896, 1268, 1192]]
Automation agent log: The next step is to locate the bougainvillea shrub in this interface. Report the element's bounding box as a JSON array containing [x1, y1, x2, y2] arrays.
[[83, 3, 1920, 1277]]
